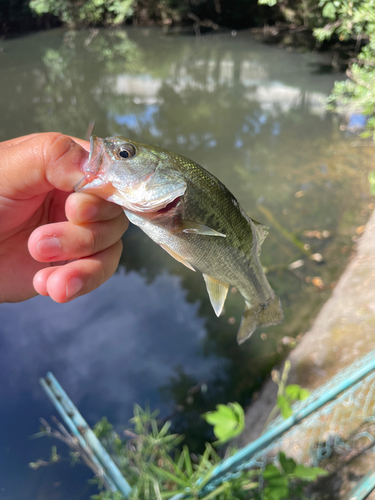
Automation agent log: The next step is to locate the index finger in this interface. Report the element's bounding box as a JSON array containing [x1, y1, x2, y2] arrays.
[[66, 192, 125, 224]]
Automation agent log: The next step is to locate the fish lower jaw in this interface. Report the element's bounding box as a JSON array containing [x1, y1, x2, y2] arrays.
[[76, 177, 117, 199], [120, 196, 183, 220]]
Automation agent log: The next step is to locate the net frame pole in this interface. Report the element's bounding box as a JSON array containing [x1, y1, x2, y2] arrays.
[[345, 468, 375, 500], [40, 372, 132, 498]]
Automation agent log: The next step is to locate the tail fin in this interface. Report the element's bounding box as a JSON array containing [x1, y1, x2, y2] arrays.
[[237, 295, 284, 345]]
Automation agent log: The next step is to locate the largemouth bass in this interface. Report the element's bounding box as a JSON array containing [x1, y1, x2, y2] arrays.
[[75, 136, 283, 344]]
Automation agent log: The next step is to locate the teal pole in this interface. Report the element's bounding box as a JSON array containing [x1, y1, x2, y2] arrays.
[[40, 372, 132, 498], [345, 469, 375, 500]]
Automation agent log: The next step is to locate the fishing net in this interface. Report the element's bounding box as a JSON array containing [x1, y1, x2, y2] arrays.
[[200, 349, 375, 494], [260, 357, 375, 467]]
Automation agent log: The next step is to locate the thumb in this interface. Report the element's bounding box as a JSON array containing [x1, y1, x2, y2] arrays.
[[0, 133, 90, 200]]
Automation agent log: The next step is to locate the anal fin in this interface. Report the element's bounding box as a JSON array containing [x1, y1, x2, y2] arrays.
[[159, 243, 196, 271], [237, 303, 258, 345], [203, 274, 229, 317]]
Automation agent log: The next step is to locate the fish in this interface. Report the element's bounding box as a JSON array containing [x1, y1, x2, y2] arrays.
[[75, 136, 283, 344]]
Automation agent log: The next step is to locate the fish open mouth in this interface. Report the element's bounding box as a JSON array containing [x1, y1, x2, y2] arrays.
[[124, 196, 183, 222]]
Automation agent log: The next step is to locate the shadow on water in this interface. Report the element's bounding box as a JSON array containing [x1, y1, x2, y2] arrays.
[[307, 62, 337, 75], [0, 27, 374, 499]]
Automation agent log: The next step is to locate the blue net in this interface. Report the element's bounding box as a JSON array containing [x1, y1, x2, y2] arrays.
[[199, 349, 375, 495]]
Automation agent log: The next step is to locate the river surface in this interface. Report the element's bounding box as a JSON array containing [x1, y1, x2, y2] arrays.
[[0, 27, 374, 500]]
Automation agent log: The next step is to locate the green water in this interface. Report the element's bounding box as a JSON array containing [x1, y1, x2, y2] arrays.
[[0, 27, 374, 499]]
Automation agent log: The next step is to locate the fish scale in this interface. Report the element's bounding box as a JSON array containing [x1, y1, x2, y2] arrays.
[[76, 136, 283, 344]]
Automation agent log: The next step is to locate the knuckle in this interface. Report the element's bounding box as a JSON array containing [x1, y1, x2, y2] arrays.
[[87, 226, 102, 255], [91, 260, 105, 291], [40, 133, 67, 165], [31, 133, 72, 183], [48, 134, 75, 167], [82, 216, 125, 259], [102, 242, 122, 280], [117, 213, 129, 234], [122, 213, 130, 232]]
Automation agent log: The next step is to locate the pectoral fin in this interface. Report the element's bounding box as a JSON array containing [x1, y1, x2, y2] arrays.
[[203, 274, 229, 317], [159, 243, 196, 271], [180, 220, 226, 237]]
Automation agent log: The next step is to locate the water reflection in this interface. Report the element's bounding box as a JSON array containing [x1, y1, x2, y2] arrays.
[[0, 270, 222, 499], [0, 27, 373, 499], [1, 272, 218, 422]]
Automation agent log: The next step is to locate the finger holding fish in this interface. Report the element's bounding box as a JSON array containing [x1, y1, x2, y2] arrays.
[[28, 189, 127, 302], [28, 189, 128, 263], [33, 239, 123, 302], [66, 192, 126, 224], [28, 214, 127, 263]]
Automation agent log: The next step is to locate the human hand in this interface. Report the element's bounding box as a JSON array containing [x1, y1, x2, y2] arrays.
[[0, 133, 128, 303]]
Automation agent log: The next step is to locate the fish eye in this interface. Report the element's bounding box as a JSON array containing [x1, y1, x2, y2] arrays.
[[117, 144, 136, 159]]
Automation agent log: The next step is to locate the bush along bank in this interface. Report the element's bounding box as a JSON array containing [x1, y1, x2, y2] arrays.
[[1, 0, 279, 33], [258, 0, 375, 141]]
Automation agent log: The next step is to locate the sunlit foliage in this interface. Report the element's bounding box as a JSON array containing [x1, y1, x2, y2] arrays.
[[29, 0, 135, 27]]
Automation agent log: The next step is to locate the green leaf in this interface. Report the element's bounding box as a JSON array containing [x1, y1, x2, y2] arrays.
[[149, 464, 189, 488], [264, 485, 289, 500], [203, 403, 245, 443], [200, 483, 229, 500], [285, 384, 310, 401], [299, 388, 310, 400], [293, 464, 328, 480], [263, 464, 283, 480], [279, 452, 296, 475], [360, 131, 373, 138], [263, 467, 289, 500], [322, 2, 337, 19], [369, 171, 375, 195], [268, 476, 289, 488], [183, 445, 193, 477], [285, 385, 300, 400], [277, 395, 293, 419]]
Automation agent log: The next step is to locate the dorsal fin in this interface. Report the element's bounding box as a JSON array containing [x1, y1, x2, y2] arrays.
[[250, 218, 269, 246], [239, 206, 268, 246], [203, 274, 229, 317]]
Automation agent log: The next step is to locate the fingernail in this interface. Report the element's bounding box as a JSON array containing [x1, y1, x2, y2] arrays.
[[37, 236, 62, 259], [66, 277, 83, 300], [77, 203, 99, 223]]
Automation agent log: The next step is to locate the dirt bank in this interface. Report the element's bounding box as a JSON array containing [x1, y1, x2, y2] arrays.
[[237, 206, 375, 497]]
